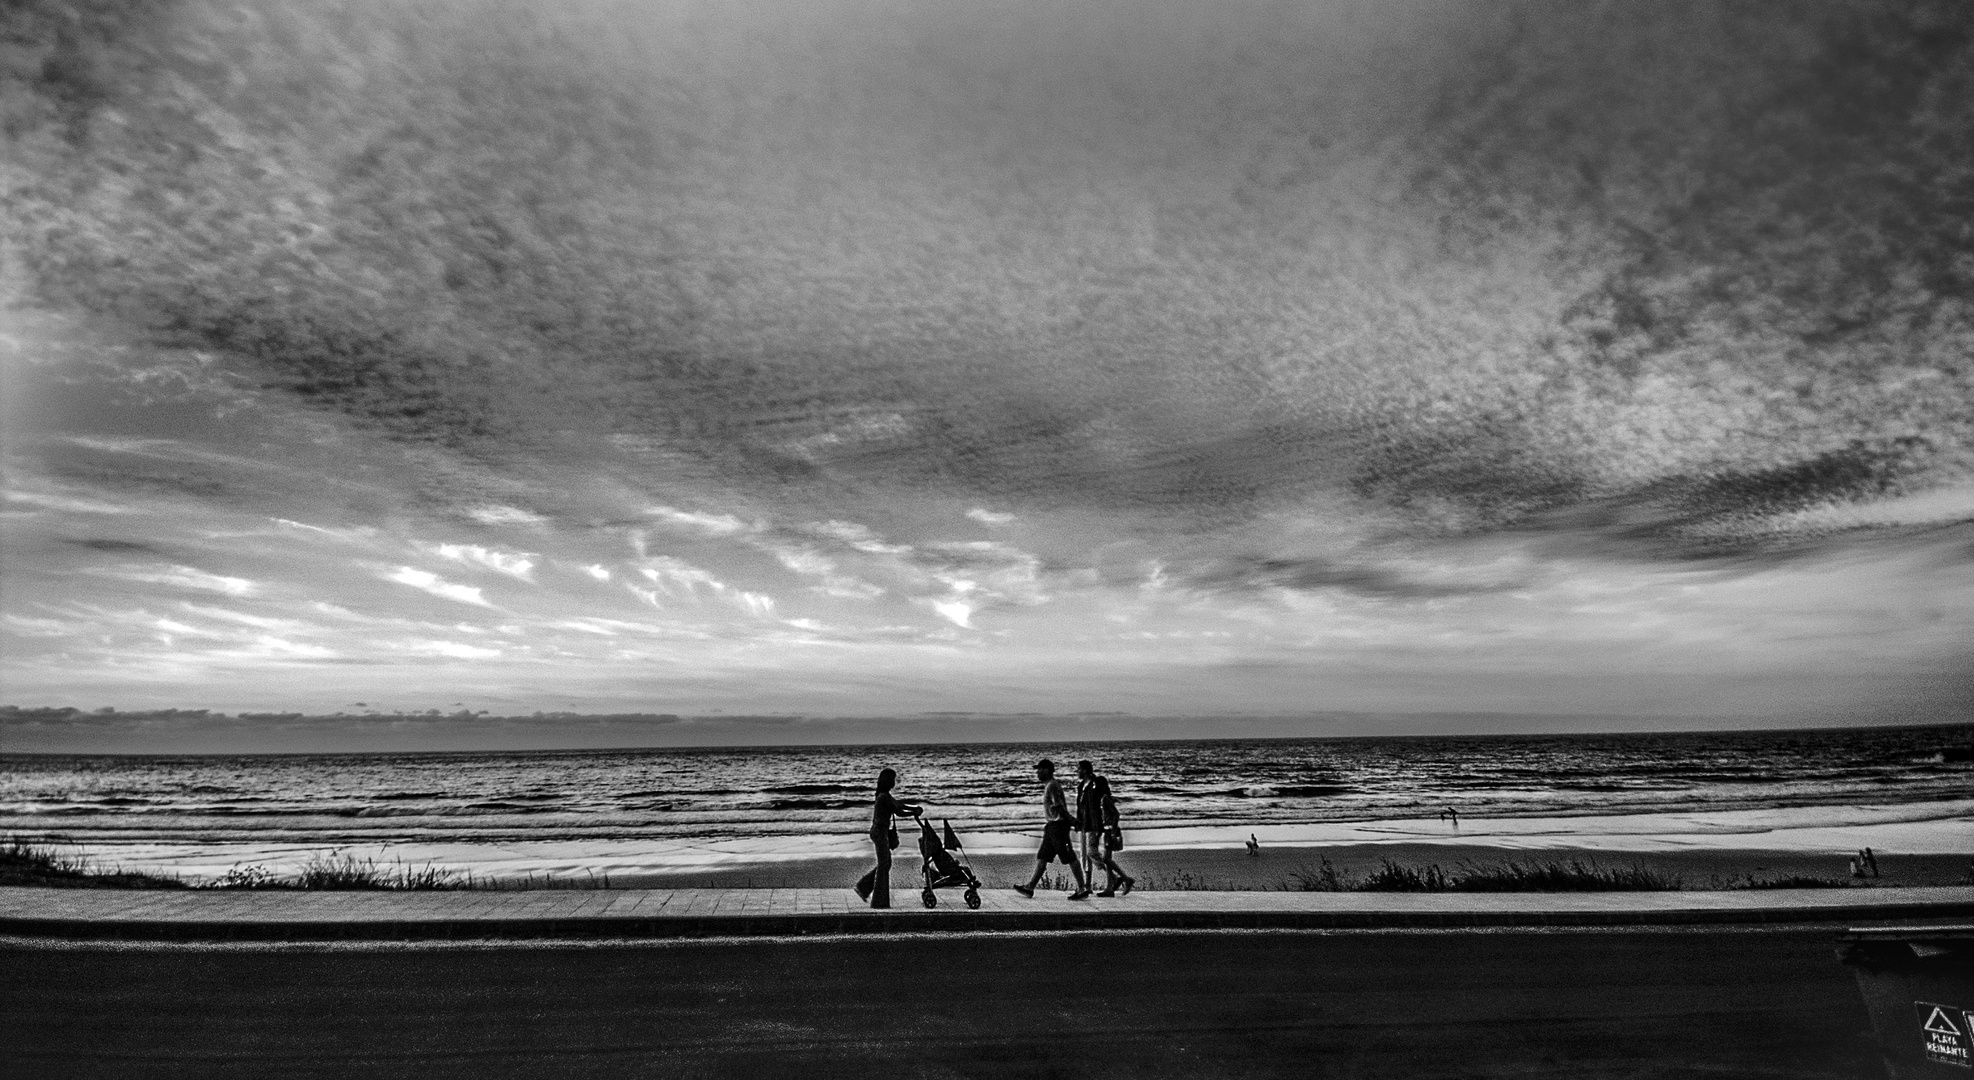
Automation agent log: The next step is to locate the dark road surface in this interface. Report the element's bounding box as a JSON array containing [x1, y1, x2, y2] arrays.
[[3, 927, 1886, 1079]]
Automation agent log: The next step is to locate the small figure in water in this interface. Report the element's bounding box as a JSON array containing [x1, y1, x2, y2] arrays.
[[1439, 806, 1460, 829], [1246, 833, 1260, 857]]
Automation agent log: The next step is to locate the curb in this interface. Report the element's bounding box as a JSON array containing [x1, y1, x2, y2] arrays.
[[8, 898, 1974, 942]]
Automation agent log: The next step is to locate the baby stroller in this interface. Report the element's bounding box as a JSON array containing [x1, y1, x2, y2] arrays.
[[915, 817, 982, 909]]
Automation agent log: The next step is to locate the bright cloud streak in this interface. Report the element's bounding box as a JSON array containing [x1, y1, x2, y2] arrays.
[[646, 506, 750, 536], [101, 566, 258, 598], [385, 568, 491, 607], [431, 543, 537, 580]]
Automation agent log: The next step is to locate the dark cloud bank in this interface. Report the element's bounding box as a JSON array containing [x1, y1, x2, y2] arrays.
[[8, 0, 1972, 552]]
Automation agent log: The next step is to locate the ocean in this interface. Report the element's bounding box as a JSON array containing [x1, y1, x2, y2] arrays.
[[5, 725, 1971, 882]]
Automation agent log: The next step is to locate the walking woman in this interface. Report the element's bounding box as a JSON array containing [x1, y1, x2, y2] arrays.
[[855, 767, 922, 908], [1076, 759, 1133, 896]]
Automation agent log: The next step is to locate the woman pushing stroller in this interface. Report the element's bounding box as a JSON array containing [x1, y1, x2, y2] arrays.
[[855, 767, 922, 908]]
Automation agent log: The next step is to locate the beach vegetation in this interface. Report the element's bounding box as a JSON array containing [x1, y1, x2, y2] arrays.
[[473, 870, 615, 891], [1, 836, 186, 889], [1281, 859, 1349, 892], [1138, 869, 1229, 891], [1718, 874, 1849, 890], [199, 853, 611, 890], [1276, 857, 1680, 893], [1356, 860, 1454, 892], [199, 852, 469, 891], [1449, 859, 1681, 893], [296, 852, 463, 891]]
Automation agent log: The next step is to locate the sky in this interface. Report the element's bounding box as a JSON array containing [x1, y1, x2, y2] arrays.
[[3, 0, 1974, 747]]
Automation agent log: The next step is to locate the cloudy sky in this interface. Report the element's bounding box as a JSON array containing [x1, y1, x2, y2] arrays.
[[4, 0, 1973, 744]]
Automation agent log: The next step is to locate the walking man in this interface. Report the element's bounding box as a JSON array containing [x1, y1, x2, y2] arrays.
[[1014, 758, 1090, 900]]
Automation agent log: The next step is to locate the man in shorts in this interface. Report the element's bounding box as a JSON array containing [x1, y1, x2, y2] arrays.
[[1013, 758, 1090, 900]]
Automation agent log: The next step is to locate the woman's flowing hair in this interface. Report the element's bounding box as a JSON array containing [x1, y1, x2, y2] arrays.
[[876, 767, 896, 793]]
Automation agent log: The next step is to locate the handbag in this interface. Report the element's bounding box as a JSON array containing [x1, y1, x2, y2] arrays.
[[1105, 825, 1124, 850], [886, 825, 899, 850]]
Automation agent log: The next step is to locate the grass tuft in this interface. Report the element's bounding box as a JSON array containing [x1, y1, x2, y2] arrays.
[[1357, 860, 1453, 892], [1718, 874, 1849, 890], [1281, 858, 1350, 892], [1278, 857, 1680, 893], [1, 836, 186, 889], [1452, 859, 1681, 892]]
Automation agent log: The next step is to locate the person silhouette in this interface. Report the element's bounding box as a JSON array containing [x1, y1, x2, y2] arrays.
[[1013, 759, 1090, 900], [1075, 759, 1133, 897], [854, 767, 921, 908], [1245, 833, 1260, 857]]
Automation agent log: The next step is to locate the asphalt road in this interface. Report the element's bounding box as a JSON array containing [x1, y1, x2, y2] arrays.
[[2, 927, 1885, 1078]]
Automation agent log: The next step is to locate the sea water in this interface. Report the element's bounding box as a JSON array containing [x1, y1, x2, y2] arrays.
[[4, 725, 1970, 880]]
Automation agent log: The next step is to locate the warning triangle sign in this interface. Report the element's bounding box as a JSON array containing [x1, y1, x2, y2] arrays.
[[1923, 1006, 1964, 1036]]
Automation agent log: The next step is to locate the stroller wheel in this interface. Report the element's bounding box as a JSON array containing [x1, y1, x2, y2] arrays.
[[921, 888, 937, 909], [964, 888, 981, 910]]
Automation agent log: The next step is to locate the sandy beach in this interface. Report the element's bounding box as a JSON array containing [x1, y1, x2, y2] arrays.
[[585, 844, 1974, 892], [48, 798, 1974, 890]]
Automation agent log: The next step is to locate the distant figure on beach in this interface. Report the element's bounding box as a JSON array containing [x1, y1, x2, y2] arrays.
[[855, 767, 921, 909], [1439, 806, 1460, 829], [1852, 848, 1879, 880], [1014, 759, 1090, 900], [1246, 834, 1259, 857], [1075, 759, 1134, 897]]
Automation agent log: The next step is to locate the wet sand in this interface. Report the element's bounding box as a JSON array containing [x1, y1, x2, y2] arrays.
[[3, 926, 1886, 1078]]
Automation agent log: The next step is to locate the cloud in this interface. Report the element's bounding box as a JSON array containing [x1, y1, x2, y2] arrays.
[[234, 636, 338, 660], [101, 565, 258, 597], [385, 568, 492, 607], [272, 519, 376, 542], [408, 640, 502, 659], [638, 558, 726, 595], [966, 508, 1017, 526], [4, 488, 141, 515], [176, 603, 306, 631], [430, 543, 537, 581], [466, 506, 546, 525], [762, 542, 885, 599], [63, 538, 163, 554], [1179, 555, 1526, 600], [647, 507, 751, 536], [930, 600, 975, 628]]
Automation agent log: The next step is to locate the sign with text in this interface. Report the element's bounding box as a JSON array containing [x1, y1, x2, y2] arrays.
[[1916, 1002, 1973, 1068]]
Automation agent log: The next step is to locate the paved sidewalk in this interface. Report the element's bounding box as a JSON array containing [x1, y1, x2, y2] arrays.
[[3, 884, 1969, 941]]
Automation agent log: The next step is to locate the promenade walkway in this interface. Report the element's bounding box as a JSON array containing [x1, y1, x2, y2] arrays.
[[4, 884, 1969, 941]]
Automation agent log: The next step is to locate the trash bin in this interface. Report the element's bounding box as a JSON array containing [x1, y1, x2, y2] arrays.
[[1839, 926, 1974, 1078]]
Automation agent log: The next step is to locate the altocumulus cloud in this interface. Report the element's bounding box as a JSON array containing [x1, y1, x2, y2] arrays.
[[2, 0, 1972, 727]]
